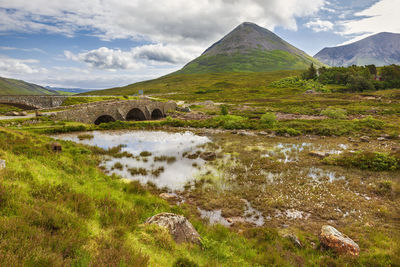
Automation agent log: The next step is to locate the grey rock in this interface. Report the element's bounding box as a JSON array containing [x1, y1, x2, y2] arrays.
[[309, 151, 330, 158], [284, 233, 303, 248], [360, 136, 370, 142], [0, 159, 5, 170], [145, 213, 201, 244]]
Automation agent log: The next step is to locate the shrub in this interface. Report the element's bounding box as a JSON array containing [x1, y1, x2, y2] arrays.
[[320, 107, 347, 119], [324, 151, 399, 171], [260, 112, 276, 127], [173, 257, 199, 267], [358, 116, 385, 129], [220, 105, 229, 115]]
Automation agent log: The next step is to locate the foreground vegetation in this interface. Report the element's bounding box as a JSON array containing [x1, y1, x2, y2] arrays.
[[0, 124, 399, 266]]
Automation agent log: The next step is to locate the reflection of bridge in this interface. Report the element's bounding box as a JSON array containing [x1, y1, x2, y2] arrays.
[[0, 95, 67, 109], [54, 100, 177, 124]]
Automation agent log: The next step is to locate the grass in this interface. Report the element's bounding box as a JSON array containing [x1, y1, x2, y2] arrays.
[[0, 104, 22, 115], [177, 49, 323, 74], [0, 124, 399, 265], [0, 76, 59, 95]]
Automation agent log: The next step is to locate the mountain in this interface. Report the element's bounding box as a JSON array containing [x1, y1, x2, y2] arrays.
[[314, 32, 400, 67], [177, 22, 323, 74], [45, 86, 97, 94], [0, 76, 60, 95]]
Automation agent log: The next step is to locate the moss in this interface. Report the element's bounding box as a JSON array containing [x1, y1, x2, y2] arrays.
[[324, 151, 399, 171]]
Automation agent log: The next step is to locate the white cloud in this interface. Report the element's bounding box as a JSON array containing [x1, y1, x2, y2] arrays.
[[305, 19, 334, 32], [0, 56, 46, 76], [65, 44, 198, 70], [0, 0, 326, 46], [338, 0, 400, 43]]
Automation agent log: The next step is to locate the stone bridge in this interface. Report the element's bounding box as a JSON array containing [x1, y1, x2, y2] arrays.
[[0, 95, 68, 109], [54, 100, 177, 124]]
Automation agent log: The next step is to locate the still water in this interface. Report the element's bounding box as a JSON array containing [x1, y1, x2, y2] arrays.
[[55, 130, 212, 191]]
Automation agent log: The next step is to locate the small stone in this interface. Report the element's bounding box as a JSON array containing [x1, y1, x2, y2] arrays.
[[309, 151, 330, 158], [305, 90, 316, 94], [50, 142, 62, 153], [145, 212, 201, 244], [19, 111, 28, 116], [11, 111, 19, 116], [360, 136, 370, 142], [187, 153, 199, 159], [200, 152, 216, 161], [35, 111, 43, 117], [377, 137, 386, 141], [0, 159, 5, 170], [319, 225, 360, 256], [159, 193, 177, 201]]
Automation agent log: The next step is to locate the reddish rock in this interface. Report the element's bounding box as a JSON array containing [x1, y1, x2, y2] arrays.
[[319, 225, 360, 256]]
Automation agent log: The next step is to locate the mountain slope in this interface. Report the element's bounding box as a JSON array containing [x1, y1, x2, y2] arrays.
[[177, 22, 322, 74], [0, 76, 59, 95], [314, 32, 400, 67]]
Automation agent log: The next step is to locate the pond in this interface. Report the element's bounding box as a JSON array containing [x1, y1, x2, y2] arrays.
[[54, 130, 212, 191]]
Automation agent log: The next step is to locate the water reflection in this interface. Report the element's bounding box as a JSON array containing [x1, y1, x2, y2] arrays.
[[55, 130, 211, 191]]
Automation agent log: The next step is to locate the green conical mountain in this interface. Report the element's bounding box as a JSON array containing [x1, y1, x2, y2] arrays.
[[177, 22, 322, 74]]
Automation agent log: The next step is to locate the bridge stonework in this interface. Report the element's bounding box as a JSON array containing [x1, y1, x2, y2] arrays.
[[0, 95, 68, 109], [53, 100, 177, 124]]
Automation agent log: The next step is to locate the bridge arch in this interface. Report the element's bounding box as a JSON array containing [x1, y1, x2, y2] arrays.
[[126, 108, 146, 121], [151, 108, 164, 120], [94, 115, 116, 125]]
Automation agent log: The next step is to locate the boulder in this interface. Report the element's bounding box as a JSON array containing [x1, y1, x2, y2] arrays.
[[145, 213, 201, 244], [200, 152, 216, 161], [11, 111, 20, 116], [319, 225, 360, 256], [0, 159, 5, 170], [309, 151, 330, 158]]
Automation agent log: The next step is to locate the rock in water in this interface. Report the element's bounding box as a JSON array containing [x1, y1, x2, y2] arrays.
[[319, 225, 360, 256], [200, 152, 216, 161], [0, 159, 5, 170], [145, 213, 201, 244]]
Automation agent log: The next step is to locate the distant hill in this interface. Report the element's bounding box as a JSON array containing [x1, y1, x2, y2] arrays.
[[45, 87, 97, 94], [314, 32, 400, 67], [0, 76, 59, 95], [177, 22, 323, 74]]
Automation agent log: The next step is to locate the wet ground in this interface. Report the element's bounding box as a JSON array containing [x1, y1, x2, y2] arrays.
[[54, 129, 400, 233]]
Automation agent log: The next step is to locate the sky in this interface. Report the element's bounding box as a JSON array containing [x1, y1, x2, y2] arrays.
[[0, 0, 399, 89]]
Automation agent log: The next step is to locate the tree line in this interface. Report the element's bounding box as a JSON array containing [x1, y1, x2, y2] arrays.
[[302, 63, 400, 92]]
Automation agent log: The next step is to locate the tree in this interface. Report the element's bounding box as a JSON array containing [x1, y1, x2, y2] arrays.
[[302, 63, 317, 80], [366, 64, 377, 76]]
